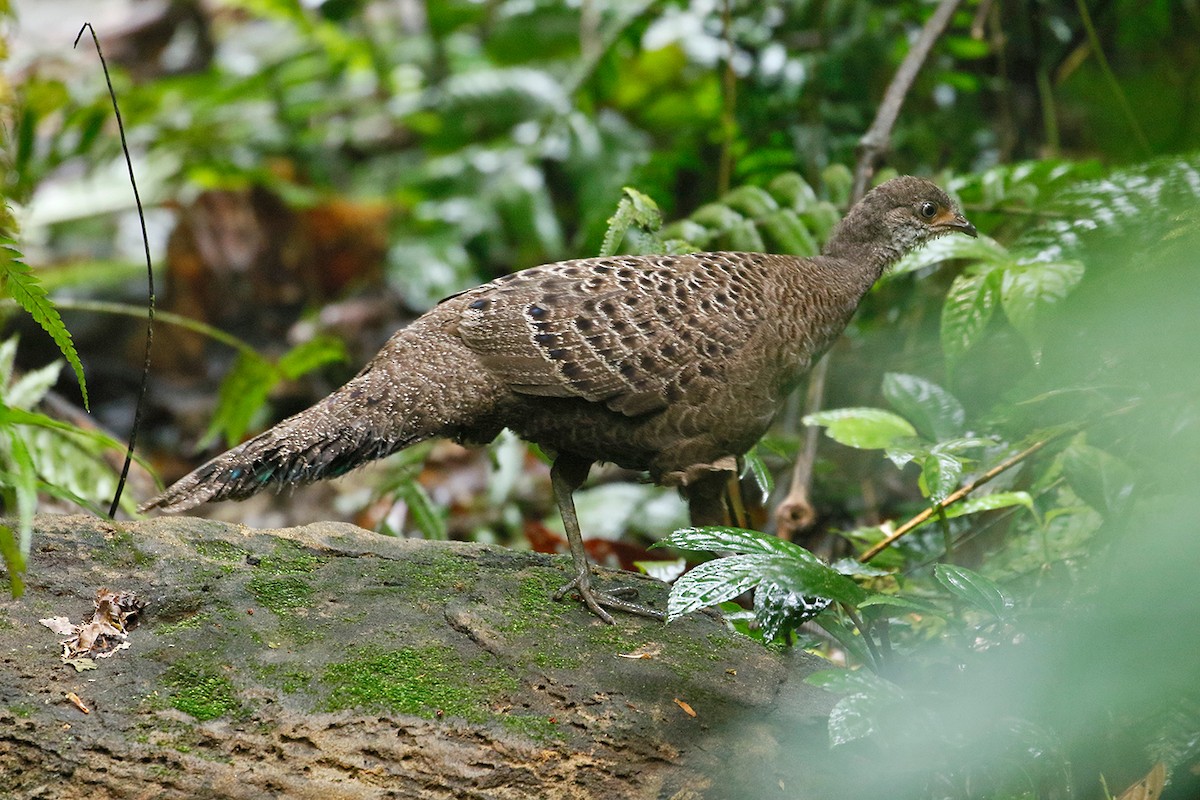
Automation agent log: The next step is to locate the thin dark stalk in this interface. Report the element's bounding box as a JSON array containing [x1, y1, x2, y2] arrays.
[[74, 24, 155, 519], [1074, 0, 1151, 157]]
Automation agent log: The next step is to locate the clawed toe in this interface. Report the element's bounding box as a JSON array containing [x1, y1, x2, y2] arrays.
[[554, 576, 664, 623]]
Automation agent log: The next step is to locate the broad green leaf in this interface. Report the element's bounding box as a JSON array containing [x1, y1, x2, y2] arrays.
[[830, 558, 890, 577], [882, 373, 965, 441], [919, 451, 964, 502], [0, 243, 89, 409], [827, 694, 881, 746], [884, 441, 929, 469], [804, 407, 917, 450], [755, 580, 831, 640], [726, 218, 765, 251], [821, 163, 853, 207], [807, 667, 903, 697], [666, 553, 774, 619], [941, 269, 1001, 369], [666, 551, 866, 620], [999, 259, 1085, 350], [933, 563, 1012, 618], [688, 202, 745, 233], [721, 185, 779, 218], [276, 335, 348, 380], [656, 525, 818, 562], [856, 593, 941, 615], [891, 232, 1008, 277], [758, 209, 818, 256], [944, 491, 1035, 519], [767, 171, 818, 209], [1061, 442, 1135, 516]]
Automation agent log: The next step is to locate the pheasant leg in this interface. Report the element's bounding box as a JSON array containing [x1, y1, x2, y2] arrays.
[[550, 456, 665, 623]]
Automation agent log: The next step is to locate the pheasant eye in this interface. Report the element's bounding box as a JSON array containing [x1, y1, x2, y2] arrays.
[[919, 201, 938, 220]]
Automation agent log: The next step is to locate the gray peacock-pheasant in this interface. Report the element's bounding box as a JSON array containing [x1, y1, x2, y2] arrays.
[[141, 176, 976, 623]]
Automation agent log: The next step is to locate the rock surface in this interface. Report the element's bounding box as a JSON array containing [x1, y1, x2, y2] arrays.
[[0, 515, 836, 799]]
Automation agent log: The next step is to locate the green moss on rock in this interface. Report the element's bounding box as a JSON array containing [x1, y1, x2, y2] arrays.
[[248, 574, 314, 614], [163, 659, 242, 721], [322, 646, 515, 722]]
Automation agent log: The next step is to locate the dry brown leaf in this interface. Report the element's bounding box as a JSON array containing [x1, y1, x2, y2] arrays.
[[45, 588, 147, 663], [39, 617, 74, 635], [673, 697, 697, 717], [1116, 762, 1166, 800]]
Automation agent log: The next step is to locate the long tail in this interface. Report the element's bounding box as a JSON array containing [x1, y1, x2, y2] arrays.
[[140, 328, 495, 514]]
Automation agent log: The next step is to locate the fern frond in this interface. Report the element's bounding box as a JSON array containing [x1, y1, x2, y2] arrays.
[[0, 239, 89, 410]]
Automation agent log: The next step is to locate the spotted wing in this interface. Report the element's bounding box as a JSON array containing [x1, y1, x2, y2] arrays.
[[453, 253, 764, 417]]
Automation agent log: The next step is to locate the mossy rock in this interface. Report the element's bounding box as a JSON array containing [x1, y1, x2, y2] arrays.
[[0, 515, 837, 799]]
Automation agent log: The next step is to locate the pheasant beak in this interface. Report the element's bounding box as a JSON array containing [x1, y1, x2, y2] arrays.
[[932, 208, 978, 238]]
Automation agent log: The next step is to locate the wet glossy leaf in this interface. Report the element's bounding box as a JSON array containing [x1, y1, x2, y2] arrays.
[[934, 564, 1013, 618], [805, 407, 917, 450], [941, 269, 1001, 369], [882, 373, 965, 441]]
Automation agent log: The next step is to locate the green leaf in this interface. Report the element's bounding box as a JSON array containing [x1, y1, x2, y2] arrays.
[[726, 218, 766, 251], [276, 335, 348, 380], [891, 232, 1009, 277], [392, 477, 448, 541], [6, 429, 37, 550], [999, 259, 1085, 350], [808, 668, 905, 747], [758, 209, 819, 256], [0, 524, 26, 598], [856, 593, 941, 616], [0, 242, 89, 410], [919, 450, 964, 503], [1061, 442, 1135, 516], [882, 373, 965, 441], [821, 164, 853, 208], [804, 407, 917, 450], [754, 580, 831, 640], [720, 185, 778, 218], [767, 172, 818, 209], [656, 525, 817, 561], [943, 491, 1035, 519], [200, 351, 275, 448], [933, 563, 1013, 618], [666, 553, 772, 619], [600, 187, 663, 257], [941, 269, 1001, 369], [666, 551, 866, 621], [5, 359, 63, 411], [741, 448, 774, 505]]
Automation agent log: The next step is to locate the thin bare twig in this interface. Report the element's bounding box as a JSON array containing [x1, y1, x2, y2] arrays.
[[74, 24, 155, 519], [858, 438, 1050, 563], [850, 0, 964, 201]]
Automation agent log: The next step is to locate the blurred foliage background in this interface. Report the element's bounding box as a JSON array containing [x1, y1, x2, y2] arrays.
[[3, 0, 1200, 798]]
